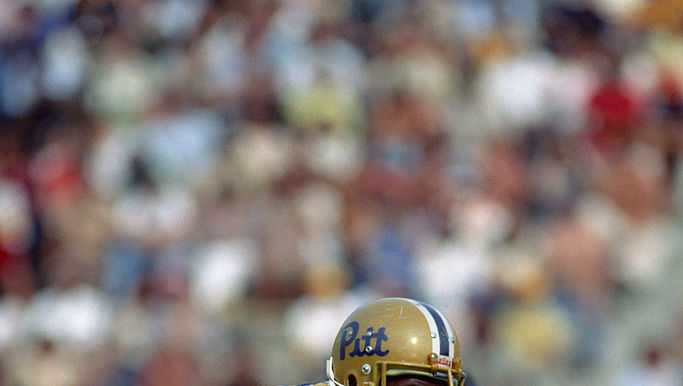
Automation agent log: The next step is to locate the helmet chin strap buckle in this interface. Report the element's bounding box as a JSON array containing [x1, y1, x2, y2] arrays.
[[327, 357, 345, 386]]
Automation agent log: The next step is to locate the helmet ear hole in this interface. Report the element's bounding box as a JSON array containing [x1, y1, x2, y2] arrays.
[[347, 374, 357, 386]]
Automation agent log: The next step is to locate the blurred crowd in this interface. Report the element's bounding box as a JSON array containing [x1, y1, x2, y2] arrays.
[[1, 0, 683, 385]]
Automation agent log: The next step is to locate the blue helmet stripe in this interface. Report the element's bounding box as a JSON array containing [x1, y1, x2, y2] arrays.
[[422, 302, 449, 357]]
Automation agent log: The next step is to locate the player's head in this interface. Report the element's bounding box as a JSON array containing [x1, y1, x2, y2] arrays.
[[386, 374, 449, 385], [327, 298, 466, 386]]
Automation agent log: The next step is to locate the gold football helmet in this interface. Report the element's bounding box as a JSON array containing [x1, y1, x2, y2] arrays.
[[326, 298, 466, 386]]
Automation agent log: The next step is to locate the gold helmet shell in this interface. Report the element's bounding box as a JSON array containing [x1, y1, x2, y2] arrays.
[[326, 298, 466, 386]]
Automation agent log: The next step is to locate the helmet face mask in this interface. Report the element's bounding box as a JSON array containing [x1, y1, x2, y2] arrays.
[[327, 298, 466, 386], [327, 357, 467, 386]]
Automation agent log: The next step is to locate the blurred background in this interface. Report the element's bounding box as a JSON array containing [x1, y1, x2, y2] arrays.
[[1, 0, 683, 385]]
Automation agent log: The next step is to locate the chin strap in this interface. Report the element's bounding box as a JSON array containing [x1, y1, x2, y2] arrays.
[[326, 357, 345, 386]]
